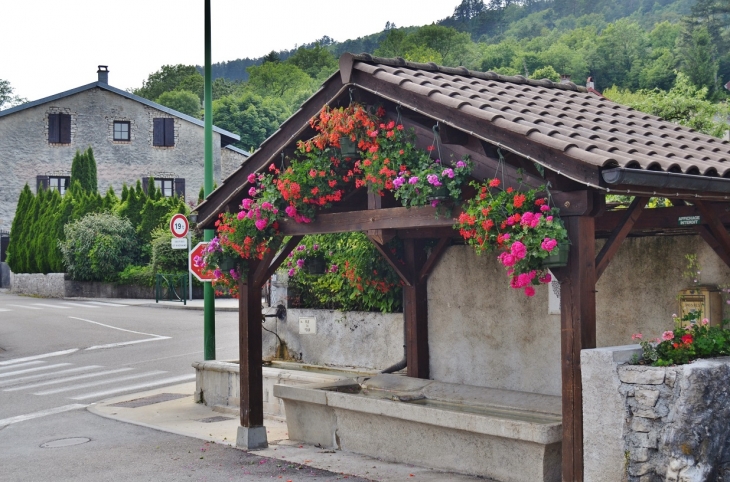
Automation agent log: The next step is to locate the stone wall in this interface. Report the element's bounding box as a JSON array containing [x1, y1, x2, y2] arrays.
[[10, 272, 66, 297], [582, 346, 730, 481], [0, 87, 246, 230], [428, 235, 730, 396]]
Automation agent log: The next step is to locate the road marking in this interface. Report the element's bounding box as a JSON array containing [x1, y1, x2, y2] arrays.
[[68, 317, 165, 338], [0, 361, 44, 372], [0, 404, 88, 426], [0, 308, 11, 312], [83, 301, 128, 307], [86, 337, 170, 351], [0, 363, 72, 378], [5, 368, 131, 392], [6, 304, 42, 310], [0, 349, 79, 366], [70, 374, 195, 400], [60, 302, 98, 309], [0, 366, 102, 388], [32, 303, 71, 309], [34, 371, 167, 395]]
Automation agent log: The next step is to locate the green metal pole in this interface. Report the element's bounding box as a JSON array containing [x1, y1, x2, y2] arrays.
[[203, 0, 215, 360]]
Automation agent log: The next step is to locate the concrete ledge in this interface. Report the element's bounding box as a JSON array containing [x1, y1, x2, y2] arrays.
[[236, 425, 268, 450]]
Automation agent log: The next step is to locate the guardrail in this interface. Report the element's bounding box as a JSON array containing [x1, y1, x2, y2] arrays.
[[155, 273, 188, 305]]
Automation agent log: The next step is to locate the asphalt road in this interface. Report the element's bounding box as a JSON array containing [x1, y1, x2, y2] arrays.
[[0, 292, 365, 482]]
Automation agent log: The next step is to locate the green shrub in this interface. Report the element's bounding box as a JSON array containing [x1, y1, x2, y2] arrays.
[[60, 213, 138, 282], [117, 264, 155, 287], [150, 228, 188, 273]]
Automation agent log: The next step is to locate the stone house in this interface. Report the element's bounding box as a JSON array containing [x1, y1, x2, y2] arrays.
[[0, 66, 247, 231]]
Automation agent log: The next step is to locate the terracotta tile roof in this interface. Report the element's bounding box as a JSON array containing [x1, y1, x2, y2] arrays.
[[345, 54, 730, 179]]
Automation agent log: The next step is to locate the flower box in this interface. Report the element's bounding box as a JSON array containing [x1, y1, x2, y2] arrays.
[[542, 243, 569, 268]]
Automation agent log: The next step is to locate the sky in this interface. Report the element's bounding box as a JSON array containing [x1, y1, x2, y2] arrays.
[[1, 0, 458, 101]]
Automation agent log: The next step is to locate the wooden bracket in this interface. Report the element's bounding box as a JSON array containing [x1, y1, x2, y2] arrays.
[[367, 235, 412, 286], [696, 225, 730, 269], [255, 236, 304, 286], [696, 201, 730, 260], [418, 238, 451, 283], [595, 197, 648, 280]]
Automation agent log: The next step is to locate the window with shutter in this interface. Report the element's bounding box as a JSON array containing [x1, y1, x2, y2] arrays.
[[174, 178, 185, 198], [153, 118, 175, 147], [48, 114, 60, 143], [59, 114, 71, 143], [36, 175, 50, 191]]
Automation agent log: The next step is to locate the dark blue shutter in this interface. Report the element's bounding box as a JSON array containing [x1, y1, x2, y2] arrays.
[[174, 178, 185, 198], [36, 175, 49, 191], [48, 114, 60, 143], [142, 177, 149, 194], [153, 118, 164, 146], [164, 118, 175, 146], [59, 114, 71, 143]]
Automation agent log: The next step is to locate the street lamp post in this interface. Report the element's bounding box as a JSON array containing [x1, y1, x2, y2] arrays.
[[203, 0, 215, 360]]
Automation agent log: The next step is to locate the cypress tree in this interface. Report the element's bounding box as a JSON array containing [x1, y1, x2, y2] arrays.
[[121, 184, 129, 202], [71, 150, 85, 190], [24, 190, 41, 273], [7, 184, 33, 273], [85, 147, 98, 192], [198, 185, 205, 204], [102, 186, 118, 211]]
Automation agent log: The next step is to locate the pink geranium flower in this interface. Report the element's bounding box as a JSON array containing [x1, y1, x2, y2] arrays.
[[510, 241, 527, 260], [541, 238, 558, 252], [662, 331, 675, 341], [524, 286, 536, 297], [498, 252, 517, 267], [241, 198, 254, 210], [254, 218, 267, 230], [247, 173, 256, 184]]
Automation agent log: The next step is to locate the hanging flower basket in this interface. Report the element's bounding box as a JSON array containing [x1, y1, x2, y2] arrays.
[[218, 255, 238, 272], [427, 186, 450, 201], [542, 242, 570, 268], [339, 137, 360, 159]]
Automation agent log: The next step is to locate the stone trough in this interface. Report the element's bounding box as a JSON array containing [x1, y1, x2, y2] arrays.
[[274, 374, 563, 482], [192, 359, 375, 418]]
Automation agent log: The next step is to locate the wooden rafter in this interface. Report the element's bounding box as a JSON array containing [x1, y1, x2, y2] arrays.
[[253, 237, 284, 287], [595, 203, 730, 234], [696, 201, 730, 260], [256, 235, 304, 286], [367, 235, 412, 286], [594, 197, 648, 280]]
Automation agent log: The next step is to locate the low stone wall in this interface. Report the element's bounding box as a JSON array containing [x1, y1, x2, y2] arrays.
[[9, 272, 200, 299], [582, 346, 730, 481]]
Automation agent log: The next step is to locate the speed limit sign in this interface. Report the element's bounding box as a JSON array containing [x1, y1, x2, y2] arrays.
[[170, 214, 189, 238]]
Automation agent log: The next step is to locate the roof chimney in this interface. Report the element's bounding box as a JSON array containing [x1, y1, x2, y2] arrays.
[[97, 65, 109, 84], [560, 74, 571, 84], [586, 76, 595, 89]]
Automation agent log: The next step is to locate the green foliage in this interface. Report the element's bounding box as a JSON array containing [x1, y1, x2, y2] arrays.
[[117, 264, 155, 287], [604, 72, 729, 137], [283, 234, 404, 313], [286, 43, 338, 80], [132, 64, 202, 101], [212, 91, 290, 150], [150, 228, 188, 273], [530, 65, 560, 82], [246, 61, 314, 101], [60, 213, 138, 282], [0, 78, 26, 110], [678, 26, 718, 93], [71, 147, 98, 193], [6, 184, 33, 272], [156, 90, 201, 117]]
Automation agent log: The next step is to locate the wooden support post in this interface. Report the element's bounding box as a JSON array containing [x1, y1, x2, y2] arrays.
[[237, 260, 267, 449], [403, 239, 429, 379], [559, 216, 597, 482], [594, 196, 648, 280]]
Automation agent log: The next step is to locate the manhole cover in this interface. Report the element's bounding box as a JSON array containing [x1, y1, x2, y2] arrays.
[[110, 393, 188, 408], [41, 437, 91, 448]]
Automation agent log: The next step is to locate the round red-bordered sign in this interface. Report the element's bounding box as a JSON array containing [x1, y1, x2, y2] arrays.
[[170, 214, 189, 238]]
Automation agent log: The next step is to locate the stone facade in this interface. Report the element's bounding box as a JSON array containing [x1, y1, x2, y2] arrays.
[[0, 83, 246, 230], [582, 346, 730, 481], [428, 235, 730, 397]]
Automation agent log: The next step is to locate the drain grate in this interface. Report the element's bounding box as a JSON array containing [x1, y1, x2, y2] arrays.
[[110, 393, 188, 408], [198, 415, 235, 423]]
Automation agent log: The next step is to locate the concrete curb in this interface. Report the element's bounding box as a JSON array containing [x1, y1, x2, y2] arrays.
[[132, 303, 238, 312]]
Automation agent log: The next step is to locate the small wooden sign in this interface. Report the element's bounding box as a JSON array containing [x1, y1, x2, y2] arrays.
[[299, 317, 316, 334], [678, 216, 701, 226]]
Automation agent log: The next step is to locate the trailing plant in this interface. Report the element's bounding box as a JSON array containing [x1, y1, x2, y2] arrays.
[[631, 312, 730, 366], [453, 177, 569, 296]]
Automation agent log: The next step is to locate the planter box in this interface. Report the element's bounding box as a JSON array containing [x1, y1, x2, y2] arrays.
[[275, 374, 562, 482], [582, 346, 730, 482]]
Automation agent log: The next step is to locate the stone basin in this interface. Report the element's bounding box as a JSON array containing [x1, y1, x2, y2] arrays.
[[274, 374, 562, 482]]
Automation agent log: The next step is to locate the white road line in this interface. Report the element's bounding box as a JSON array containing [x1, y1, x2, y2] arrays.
[[5, 368, 132, 392], [60, 302, 98, 309], [83, 301, 128, 307], [32, 303, 70, 309], [0, 361, 44, 372], [0, 404, 88, 426], [0, 349, 79, 366], [0, 308, 11, 312], [0, 363, 72, 378], [70, 374, 195, 401], [68, 317, 165, 338], [86, 337, 170, 351], [0, 366, 102, 388], [6, 304, 42, 310], [34, 371, 167, 395]]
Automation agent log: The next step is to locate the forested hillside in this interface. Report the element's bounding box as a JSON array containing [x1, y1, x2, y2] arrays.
[[130, 0, 730, 151]]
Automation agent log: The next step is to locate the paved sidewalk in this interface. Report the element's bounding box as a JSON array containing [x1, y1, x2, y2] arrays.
[[89, 382, 485, 481]]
